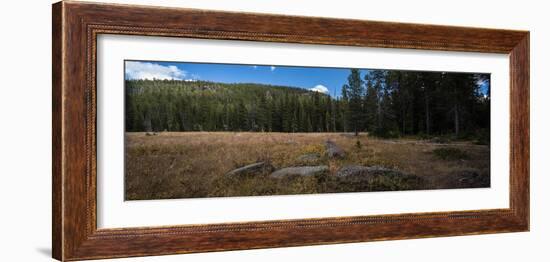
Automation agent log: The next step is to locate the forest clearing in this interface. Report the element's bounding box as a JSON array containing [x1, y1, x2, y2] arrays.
[[124, 62, 491, 200], [125, 132, 490, 200]]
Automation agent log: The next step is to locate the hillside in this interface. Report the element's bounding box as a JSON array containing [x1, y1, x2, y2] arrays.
[[125, 79, 341, 133], [125, 68, 490, 141]]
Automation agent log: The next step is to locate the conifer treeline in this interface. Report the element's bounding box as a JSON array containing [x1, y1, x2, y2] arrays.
[[125, 69, 490, 138]]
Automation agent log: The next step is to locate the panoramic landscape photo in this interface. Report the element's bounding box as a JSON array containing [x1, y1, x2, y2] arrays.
[[124, 60, 491, 200]]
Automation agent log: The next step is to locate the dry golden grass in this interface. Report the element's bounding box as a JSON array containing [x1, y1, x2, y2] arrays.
[[125, 132, 490, 200]]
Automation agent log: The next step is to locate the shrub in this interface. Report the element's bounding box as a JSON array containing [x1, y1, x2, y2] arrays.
[[372, 128, 400, 139], [432, 147, 469, 161], [475, 128, 490, 145]]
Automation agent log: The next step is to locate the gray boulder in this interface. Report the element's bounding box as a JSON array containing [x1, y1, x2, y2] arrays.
[[226, 162, 274, 177], [325, 140, 346, 158], [335, 165, 424, 191], [270, 165, 329, 178], [336, 165, 404, 177], [452, 169, 490, 188], [297, 153, 321, 163]]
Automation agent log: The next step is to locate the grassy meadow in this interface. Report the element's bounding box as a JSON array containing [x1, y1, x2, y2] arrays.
[[124, 132, 490, 200], [123, 63, 491, 200]]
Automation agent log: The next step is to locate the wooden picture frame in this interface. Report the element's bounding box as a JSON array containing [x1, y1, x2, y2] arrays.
[[52, 1, 529, 261]]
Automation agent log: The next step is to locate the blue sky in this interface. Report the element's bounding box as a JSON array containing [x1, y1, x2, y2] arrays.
[[124, 60, 489, 97], [125, 60, 352, 96]]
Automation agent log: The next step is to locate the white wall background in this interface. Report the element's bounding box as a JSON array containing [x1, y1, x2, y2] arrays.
[[0, 0, 547, 261]]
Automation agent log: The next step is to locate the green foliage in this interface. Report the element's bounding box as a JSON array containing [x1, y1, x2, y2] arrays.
[[345, 69, 365, 135], [125, 69, 490, 140], [475, 128, 491, 145], [432, 147, 469, 161], [372, 128, 400, 139], [126, 80, 348, 133]]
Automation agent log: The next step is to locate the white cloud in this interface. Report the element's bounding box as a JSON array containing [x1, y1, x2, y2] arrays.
[[125, 61, 187, 80], [270, 66, 276, 71], [309, 84, 329, 94], [476, 78, 487, 86]]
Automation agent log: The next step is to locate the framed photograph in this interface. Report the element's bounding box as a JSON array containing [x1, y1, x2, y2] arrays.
[[52, 1, 529, 261]]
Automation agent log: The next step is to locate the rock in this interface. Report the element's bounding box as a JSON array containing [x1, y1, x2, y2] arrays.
[[452, 169, 490, 188], [430, 137, 450, 144], [335, 165, 424, 191], [336, 165, 404, 177], [226, 162, 274, 177], [297, 153, 320, 163], [325, 140, 346, 158], [145, 132, 158, 136], [270, 165, 329, 178]]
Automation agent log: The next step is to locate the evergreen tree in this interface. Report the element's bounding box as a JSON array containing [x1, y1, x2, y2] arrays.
[[124, 71, 489, 139], [236, 101, 248, 131], [345, 69, 365, 136], [364, 72, 378, 132]]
